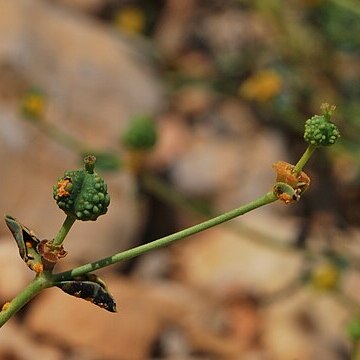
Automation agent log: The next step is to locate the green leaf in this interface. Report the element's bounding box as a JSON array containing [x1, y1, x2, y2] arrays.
[[55, 274, 117, 312]]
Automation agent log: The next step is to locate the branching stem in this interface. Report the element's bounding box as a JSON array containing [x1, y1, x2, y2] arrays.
[[0, 191, 277, 327], [53, 191, 277, 281], [0, 274, 51, 327]]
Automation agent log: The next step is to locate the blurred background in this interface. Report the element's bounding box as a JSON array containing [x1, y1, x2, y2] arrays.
[[0, 0, 360, 359]]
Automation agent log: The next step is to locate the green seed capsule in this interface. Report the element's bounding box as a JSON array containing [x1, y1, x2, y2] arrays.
[[121, 114, 157, 150], [304, 104, 340, 147], [53, 155, 110, 221]]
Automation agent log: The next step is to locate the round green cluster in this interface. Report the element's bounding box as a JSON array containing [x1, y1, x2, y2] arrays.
[[304, 114, 340, 146], [53, 156, 110, 221], [121, 114, 157, 150]]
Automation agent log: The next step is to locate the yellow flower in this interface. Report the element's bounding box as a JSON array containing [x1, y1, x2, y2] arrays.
[[1, 302, 10, 311], [311, 262, 339, 290], [114, 6, 146, 35], [239, 70, 283, 102], [21, 89, 46, 120]]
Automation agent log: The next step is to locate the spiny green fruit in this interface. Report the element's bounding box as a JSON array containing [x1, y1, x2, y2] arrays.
[[121, 114, 157, 150], [53, 155, 110, 221], [304, 104, 340, 146]]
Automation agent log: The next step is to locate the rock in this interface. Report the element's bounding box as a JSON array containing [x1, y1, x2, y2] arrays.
[[148, 113, 192, 170], [54, 0, 104, 15], [0, 320, 62, 360], [154, 0, 196, 57], [213, 129, 287, 210], [172, 85, 216, 117], [25, 275, 243, 359], [142, 279, 244, 358], [198, 8, 271, 54], [0, 0, 163, 260], [171, 227, 302, 294], [174, 51, 216, 79], [342, 268, 360, 304], [169, 119, 286, 205], [170, 136, 245, 197], [217, 99, 260, 138], [25, 275, 164, 360], [263, 289, 349, 360], [0, 0, 163, 133]]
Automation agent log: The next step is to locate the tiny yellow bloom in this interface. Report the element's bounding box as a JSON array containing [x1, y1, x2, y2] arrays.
[[1, 302, 10, 311], [32, 262, 44, 274], [239, 70, 283, 102], [21, 89, 46, 120], [114, 6, 146, 35], [311, 262, 339, 290]]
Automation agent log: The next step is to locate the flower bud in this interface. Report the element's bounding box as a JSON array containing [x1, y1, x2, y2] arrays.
[[304, 104, 340, 146]]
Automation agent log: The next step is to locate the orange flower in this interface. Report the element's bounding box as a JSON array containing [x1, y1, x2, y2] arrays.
[[272, 161, 310, 204], [311, 263, 339, 290], [56, 178, 72, 197], [239, 70, 283, 102], [32, 262, 44, 274], [114, 6, 145, 35]]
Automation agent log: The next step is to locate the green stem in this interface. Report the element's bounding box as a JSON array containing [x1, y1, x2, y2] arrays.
[[52, 215, 76, 246], [53, 191, 278, 281], [293, 144, 317, 175], [36, 121, 86, 153], [0, 274, 50, 328], [141, 173, 212, 217], [142, 174, 294, 253]]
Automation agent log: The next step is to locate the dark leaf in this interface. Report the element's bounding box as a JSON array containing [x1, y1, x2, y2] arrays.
[[5, 215, 27, 260], [55, 274, 117, 312], [4, 215, 43, 272]]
